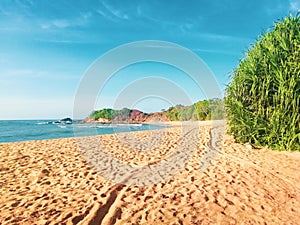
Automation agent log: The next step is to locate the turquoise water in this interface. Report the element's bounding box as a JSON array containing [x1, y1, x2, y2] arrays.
[[0, 120, 167, 143]]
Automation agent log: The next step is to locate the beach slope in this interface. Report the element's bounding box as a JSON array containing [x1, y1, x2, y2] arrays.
[[0, 121, 299, 224]]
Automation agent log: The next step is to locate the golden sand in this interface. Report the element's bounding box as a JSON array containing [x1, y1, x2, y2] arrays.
[[0, 121, 300, 224]]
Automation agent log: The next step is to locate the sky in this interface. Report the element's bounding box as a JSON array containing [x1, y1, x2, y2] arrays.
[[0, 0, 299, 119]]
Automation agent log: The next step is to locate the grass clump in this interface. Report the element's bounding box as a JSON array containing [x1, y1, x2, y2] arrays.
[[225, 14, 300, 151]]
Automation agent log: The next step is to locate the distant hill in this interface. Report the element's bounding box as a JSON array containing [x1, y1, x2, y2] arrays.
[[84, 98, 224, 123]]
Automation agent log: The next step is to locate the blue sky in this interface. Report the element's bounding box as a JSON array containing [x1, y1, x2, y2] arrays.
[[0, 0, 299, 119]]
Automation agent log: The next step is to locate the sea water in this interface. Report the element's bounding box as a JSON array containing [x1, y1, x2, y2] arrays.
[[0, 120, 168, 143]]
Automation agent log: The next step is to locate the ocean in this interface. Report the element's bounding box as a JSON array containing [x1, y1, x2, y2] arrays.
[[0, 120, 168, 143]]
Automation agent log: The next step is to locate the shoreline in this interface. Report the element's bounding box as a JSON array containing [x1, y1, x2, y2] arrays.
[[0, 121, 170, 145], [0, 120, 226, 145], [1, 122, 299, 224]]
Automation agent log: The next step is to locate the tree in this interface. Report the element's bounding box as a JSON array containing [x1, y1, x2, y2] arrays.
[[194, 100, 210, 120]]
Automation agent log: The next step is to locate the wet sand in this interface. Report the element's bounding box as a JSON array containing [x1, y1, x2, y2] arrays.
[[0, 121, 300, 224]]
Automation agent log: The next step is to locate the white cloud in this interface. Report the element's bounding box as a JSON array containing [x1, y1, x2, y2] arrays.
[[34, 38, 83, 44], [192, 32, 252, 44], [99, 1, 129, 20], [290, 0, 300, 12], [134, 4, 162, 24], [96, 9, 107, 18], [1, 69, 77, 80], [52, 19, 70, 28], [192, 48, 241, 56], [3, 69, 43, 77], [41, 12, 92, 29], [96, 9, 117, 22], [0, 96, 74, 119]]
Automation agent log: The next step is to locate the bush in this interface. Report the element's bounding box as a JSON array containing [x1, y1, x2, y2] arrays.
[[90, 108, 113, 120], [225, 14, 300, 151], [165, 99, 224, 121]]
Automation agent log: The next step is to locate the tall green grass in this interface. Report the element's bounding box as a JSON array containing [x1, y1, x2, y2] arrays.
[[225, 14, 300, 151]]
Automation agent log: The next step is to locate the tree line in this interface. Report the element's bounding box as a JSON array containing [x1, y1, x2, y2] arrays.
[[89, 98, 225, 121]]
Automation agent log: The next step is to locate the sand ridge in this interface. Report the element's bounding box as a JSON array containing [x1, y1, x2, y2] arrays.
[[0, 121, 300, 224]]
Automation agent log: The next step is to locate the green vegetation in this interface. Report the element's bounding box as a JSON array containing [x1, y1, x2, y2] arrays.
[[166, 99, 224, 121], [225, 14, 300, 151], [90, 107, 131, 120], [89, 98, 225, 122]]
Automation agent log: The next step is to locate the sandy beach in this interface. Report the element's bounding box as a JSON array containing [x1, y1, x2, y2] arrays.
[[1, 121, 300, 224]]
